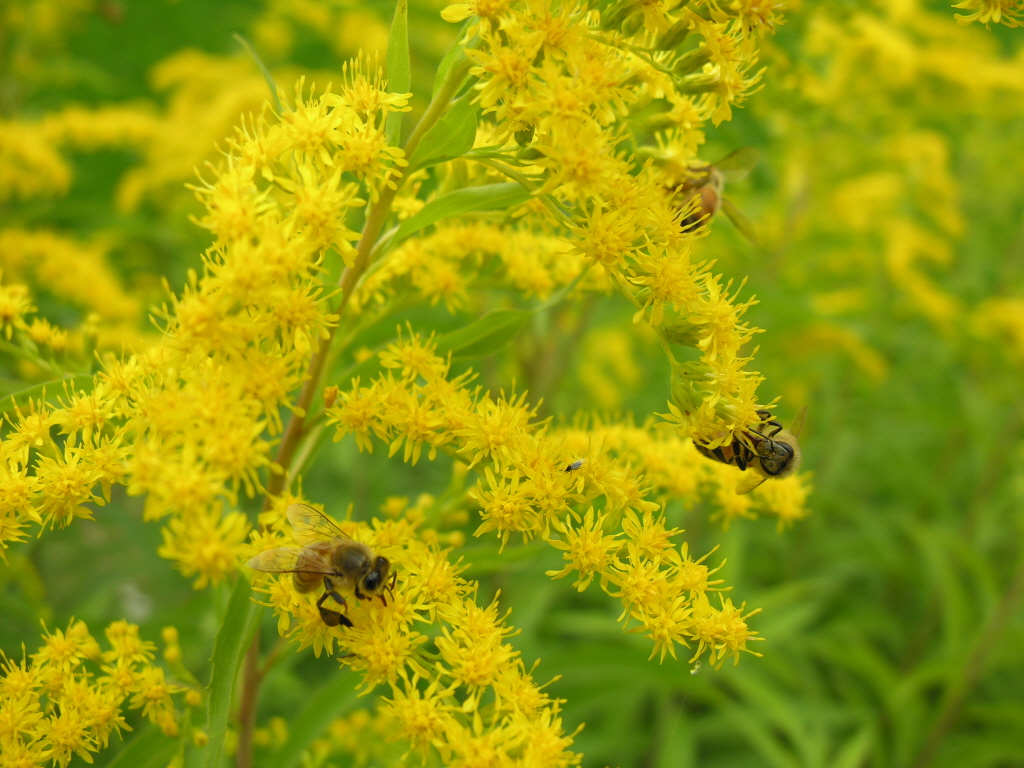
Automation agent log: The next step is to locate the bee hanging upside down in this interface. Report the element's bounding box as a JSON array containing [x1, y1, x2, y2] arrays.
[[248, 504, 396, 628], [669, 147, 759, 244], [695, 407, 806, 495]]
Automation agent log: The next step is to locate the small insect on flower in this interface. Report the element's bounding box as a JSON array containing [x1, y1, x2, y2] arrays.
[[669, 147, 759, 244], [563, 459, 586, 473], [696, 407, 806, 495], [248, 504, 396, 628]]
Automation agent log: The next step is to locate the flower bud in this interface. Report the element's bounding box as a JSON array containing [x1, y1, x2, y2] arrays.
[[673, 46, 712, 76], [620, 11, 645, 36], [600, 0, 639, 30], [323, 385, 339, 409], [662, 317, 703, 348], [669, 358, 702, 415], [676, 71, 722, 94], [656, 18, 692, 50]]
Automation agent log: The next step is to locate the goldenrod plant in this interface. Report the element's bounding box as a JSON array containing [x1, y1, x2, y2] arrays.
[[1, 0, 1022, 767]]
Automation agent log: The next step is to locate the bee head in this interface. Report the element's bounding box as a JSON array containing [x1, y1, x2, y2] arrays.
[[361, 556, 390, 595], [757, 433, 801, 478]]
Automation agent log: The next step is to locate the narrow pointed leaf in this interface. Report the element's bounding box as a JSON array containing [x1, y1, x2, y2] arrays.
[[407, 88, 480, 171], [435, 309, 530, 359], [433, 21, 473, 99], [391, 182, 531, 247], [203, 575, 261, 768], [0, 374, 94, 419], [385, 0, 410, 146], [106, 725, 179, 768]]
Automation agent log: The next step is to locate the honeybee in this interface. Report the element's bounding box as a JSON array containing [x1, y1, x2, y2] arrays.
[[695, 407, 805, 495], [670, 147, 759, 243], [248, 504, 395, 628]]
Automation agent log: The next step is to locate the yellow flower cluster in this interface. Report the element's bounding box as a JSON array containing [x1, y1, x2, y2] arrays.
[[434, 0, 782, 448], [0, 230, 141, 326], [354, 220, 600, 313], [327, 332, 796, 664], [0, 619, 190, 767], [0, 106, 159, 203], [972, 298, 1024, 365], [952, 0, 1023, 26], [0, 63, 409, 584], [737, 0, 1024, 382], [116, 50, 292, 212], [1, 0, 813, 759], [310, 707, 403, 766], [556, 417, 811, 530], [250, 499, 581, 767]]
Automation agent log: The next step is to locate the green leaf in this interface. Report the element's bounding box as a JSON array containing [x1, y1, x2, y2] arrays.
[[334, 309, 528, 393], [106, 724, 179, 768], [432, 21, 473, 99], [830, 726, 873, 768], [233, 34, 283, 114], [203, 574, 261, 768], [391, 182, 531, 247], [407, 88, 480, 171], [265, 672, 359, 768], [435, 309, 530, 359], [385, 0, 410, 146], [0, 374, 94, 419]]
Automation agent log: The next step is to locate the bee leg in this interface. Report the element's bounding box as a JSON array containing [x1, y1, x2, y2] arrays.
[[316, 589, 353, 628]]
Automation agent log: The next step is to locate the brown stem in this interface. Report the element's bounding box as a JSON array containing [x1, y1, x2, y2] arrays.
[[911, 541, 1024, 768], [263, 58, 472, 507], [236, 628, 261, 768], [233, 59, 475, 767]]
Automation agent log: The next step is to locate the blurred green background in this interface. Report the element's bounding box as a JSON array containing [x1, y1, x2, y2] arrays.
[[2, 1, 1024, 766]]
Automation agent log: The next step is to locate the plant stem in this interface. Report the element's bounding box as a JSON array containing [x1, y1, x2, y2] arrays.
[[263, 56, 472, 506], [234, 56, 476, 768], [235, 629, 261, 768]]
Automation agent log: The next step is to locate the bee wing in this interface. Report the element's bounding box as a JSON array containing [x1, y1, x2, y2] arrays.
[[247, 546, 332, 575], [720, 198, 759, 245], [736, 469, 769, 495], [287, 503, 350, 544], [714, 147, 759, 180], [790, 406, 808, 438]]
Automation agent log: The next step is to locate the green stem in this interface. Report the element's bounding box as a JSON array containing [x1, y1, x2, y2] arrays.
[[471, 157, 573, 227], [236, 51, 482, 768], [235, 629, 261, 768], [263, 55, 475, 507]]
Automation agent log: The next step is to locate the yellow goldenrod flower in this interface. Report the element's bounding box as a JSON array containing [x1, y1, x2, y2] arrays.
[[1, 620, 193, 766], [953, 0, 1023, 26], [546, 507, 623, 591], [0, 278, 35, 339]]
